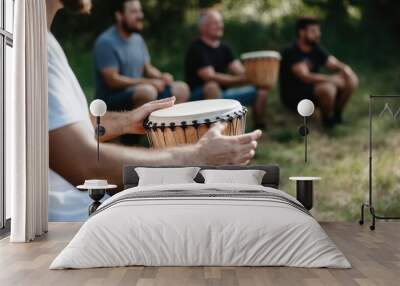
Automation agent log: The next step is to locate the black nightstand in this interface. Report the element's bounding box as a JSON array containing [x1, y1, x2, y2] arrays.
[[77, 181, 117, 215], [289, 177, 321, 210]]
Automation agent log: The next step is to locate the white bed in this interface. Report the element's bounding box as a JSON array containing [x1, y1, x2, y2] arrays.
[[50, 182, 350, 269]]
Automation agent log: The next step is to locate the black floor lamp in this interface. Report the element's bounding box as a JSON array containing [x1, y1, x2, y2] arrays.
[[297, 99, 315, 163], [80, 99, 116, 215], [289, 99, 318, 211], [89, 99, 107, 162]]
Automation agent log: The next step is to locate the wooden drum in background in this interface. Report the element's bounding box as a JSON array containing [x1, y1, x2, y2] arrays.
[[241, 51, 281, 88], [144, 99, 247, 149]]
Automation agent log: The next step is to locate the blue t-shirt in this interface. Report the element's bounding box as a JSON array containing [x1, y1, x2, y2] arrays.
[[94, 26, 150, 101]]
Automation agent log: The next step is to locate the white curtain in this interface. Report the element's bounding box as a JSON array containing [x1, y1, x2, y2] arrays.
[[8, 0, 48, 242]]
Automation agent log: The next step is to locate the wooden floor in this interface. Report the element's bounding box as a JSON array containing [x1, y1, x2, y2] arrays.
[[0, 222, 399, 286]]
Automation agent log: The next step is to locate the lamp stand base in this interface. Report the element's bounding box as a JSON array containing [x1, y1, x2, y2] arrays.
[[88, 189, 105, 215]]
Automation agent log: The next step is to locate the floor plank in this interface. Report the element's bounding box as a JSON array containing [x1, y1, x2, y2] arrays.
[[0, 222, 399, 286]]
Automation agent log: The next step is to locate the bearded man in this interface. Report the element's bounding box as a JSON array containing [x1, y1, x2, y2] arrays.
[[279, 17, 358, 128], [94, 0, 190, 111]]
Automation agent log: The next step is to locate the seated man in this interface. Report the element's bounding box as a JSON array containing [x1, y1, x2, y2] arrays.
[[47, 0, 262, 221], [185, 9, 268, 129], [279, 17, 358, 128], [94, 0, 189, 112]]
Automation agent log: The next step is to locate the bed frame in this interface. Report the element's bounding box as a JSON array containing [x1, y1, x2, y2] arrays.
[[123, 165, 280, 190]]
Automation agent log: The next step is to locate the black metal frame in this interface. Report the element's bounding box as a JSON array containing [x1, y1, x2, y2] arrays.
[[359, 95, 400, 230]]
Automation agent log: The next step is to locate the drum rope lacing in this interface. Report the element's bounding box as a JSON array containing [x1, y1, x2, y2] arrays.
[[143, 107, 248, 131]]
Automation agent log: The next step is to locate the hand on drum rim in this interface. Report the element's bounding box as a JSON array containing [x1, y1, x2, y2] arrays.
[[124, 96, 176, 135], [195, 122, 262, 166]]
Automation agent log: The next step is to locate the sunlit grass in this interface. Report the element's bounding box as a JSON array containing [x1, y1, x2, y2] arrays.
[[252, 69, 400, 221]]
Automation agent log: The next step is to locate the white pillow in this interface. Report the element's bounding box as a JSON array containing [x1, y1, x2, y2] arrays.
[[200, 169, 266, 185], [135, 167, 200, 186]]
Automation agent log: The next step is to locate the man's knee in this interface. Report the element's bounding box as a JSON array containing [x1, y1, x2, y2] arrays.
[[171, 81, 190, 102], [133, 84, 158, 102], [346, 72, 359, 91], [203, 81, 221, 99], [315, 82, 337, 109], [315, 82, 337, 97]]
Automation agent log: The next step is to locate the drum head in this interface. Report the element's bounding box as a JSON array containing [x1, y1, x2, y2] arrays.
[[148, 99, 244, 125], [241, 50, 281, 60]]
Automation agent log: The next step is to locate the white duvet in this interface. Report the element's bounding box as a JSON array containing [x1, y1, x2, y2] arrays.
[[50, 183, 350, 269]]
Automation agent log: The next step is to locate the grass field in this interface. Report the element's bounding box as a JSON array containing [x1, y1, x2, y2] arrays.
[[60, 18, 400, 222], [252, 69, 400, 221]]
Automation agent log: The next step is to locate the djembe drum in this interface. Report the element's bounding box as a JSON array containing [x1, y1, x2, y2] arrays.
[[144, 99, 247, 148], [241, 51, 281, 88]]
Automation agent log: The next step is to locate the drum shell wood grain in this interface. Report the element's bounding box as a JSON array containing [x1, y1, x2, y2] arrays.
[[243, 58, 280, 88], [146, 116, 246, 149]]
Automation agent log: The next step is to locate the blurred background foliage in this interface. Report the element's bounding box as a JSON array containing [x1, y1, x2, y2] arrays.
[[52, 0, 400, 81], [51, 0, 400, 221]]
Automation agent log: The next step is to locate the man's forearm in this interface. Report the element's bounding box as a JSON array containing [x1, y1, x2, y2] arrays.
[[298, 73, 331, 85], [328, 63, 348, 73], [105, 74, 150, 90], [90, 112, 132, 142], [51, 121, 261, 189], [209, 73, 247, 87], [91, 96, 177, 143], [50, 123, 202, 188], [326, 56, 351, 73], [145, 64, 163, 79], [91, 143, 201, 186]]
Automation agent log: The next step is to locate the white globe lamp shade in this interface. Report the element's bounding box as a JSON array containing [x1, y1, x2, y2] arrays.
[[297, 99, 315, 117], [90, 99, 107, 117]]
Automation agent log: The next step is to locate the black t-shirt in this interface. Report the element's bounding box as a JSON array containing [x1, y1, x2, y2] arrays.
[[185, 38, 235, 90], [279, 43, 330, 102]]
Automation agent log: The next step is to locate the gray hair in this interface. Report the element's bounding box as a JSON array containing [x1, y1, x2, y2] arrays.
[[197, 9, 222, 28]]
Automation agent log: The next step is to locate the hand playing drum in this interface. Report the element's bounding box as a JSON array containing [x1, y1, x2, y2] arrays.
[[144, 99, 247, 148], [241, 51, 281, 89], [121, 97, 261, 166]]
